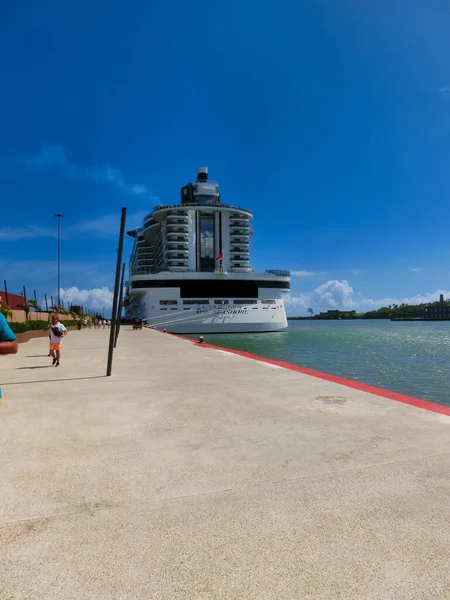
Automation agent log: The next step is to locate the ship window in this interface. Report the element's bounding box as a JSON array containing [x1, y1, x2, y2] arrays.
[[262, 299, 276, 304], [214, 300, 229, 305], [199, 214, 215, 272], [196, 195, 217, 206], [234, 300, 257, 305], [183, 300, 209, 305], [159, 300, 177, 305], [131, 280, 290, 296]]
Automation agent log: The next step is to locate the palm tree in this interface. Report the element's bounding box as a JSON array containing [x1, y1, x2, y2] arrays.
[[27, 299, 41, 312], [17, 302, 30, 321], [27, 299, 42, 320], [307, 308, 314, 317], [0, 306, 13, 321]]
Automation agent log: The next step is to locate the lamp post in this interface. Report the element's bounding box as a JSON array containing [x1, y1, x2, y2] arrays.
[[55, 213, 64, 307]]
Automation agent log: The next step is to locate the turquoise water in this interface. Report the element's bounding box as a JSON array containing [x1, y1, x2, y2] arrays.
[[197, 320, 450, 407]]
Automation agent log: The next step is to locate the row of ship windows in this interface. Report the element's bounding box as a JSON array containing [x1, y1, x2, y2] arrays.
[[159, 299, 276, 305]]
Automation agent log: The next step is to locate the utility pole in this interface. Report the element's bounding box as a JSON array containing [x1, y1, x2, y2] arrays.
[[107, 208, 127, 376], [114, 262, 126, 348], [55, 213, 64, 306], [3, 280, 9, 306]]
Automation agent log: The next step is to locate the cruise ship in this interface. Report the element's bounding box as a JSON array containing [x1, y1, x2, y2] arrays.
[[125, 167, 290, 333]]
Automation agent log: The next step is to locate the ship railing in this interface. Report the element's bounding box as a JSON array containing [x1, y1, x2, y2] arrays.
[[152, 203, 253, 216], [130, 267, 197, 276], [228, 267, 253, 273], [265, 270, 291, 277]]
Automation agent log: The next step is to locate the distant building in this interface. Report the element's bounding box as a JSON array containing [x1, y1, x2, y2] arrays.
[[0, 291, 26, 310], [69, 305, 83, 315], [424, 294, 450, 320]]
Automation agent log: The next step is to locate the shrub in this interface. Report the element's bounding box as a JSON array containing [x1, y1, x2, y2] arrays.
[[9, 319, 79, 334]]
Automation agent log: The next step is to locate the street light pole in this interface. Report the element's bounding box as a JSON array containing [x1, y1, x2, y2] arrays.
[[55, 214, 64, 307]]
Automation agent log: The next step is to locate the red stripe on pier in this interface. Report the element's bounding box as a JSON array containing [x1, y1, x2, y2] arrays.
[[170, 333, 450, 417]]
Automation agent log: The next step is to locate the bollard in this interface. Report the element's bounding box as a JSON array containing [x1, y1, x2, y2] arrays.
[[198, 336, 204, 344]]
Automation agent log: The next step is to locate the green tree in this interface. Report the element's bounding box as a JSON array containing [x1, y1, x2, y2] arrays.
[[27, 299, 41, 312], [27, 299, 42, 319], [16, 302, 30, 321], [0, 306, 13, 321], [307, 308, 314, 317]]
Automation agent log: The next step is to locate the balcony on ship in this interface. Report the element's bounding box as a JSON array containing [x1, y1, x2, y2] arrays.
[[230, 217, 250, 225], [229, 223, 250, 231], [230, 233, 249, 241], [166, 231, 188, 240], [166, 222, 189, 232], [166, 240, 189, 248], [166, 212, 189, 220]]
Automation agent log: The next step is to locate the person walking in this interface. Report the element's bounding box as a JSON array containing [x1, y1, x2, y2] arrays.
[[48, 314, 67, 367], [0, 312, 18, 355]]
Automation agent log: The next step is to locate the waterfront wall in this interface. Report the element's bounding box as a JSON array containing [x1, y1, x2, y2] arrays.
[[15, 325, 79, 344], [7, 310, 62, 323]]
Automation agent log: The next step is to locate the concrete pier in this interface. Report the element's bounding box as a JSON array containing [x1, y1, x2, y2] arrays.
[[1, 328, 449, 599]]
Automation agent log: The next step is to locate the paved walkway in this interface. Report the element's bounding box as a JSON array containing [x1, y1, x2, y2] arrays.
[[1, 328, 449, 599]]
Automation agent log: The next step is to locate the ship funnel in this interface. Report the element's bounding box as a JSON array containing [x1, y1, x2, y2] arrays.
[[197, 166, 208, 182]]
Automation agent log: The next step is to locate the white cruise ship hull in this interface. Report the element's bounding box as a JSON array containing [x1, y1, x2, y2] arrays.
[[139, 298, 288, 334], [125, 272, 290, 334]]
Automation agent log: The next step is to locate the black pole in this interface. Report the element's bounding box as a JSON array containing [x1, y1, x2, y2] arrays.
[[55, 213, 64, 306], [34, 289, 37, 303], [44, 294, 49, 312], [3, 280, 9, 305], [114, 262, 126, 348], [23, 285, 27, 302], [107, 208, 127, 376], [51, 296, 54, 309]]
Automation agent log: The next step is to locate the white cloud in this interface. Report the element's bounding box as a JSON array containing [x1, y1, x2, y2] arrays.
[[0, 257, 115, 300], [286, 279, 449, 314], [411, 267, 423, 272], [0, 211, 150, 241], [23, 144, 152, 197], [350, 269, 362, 276], [291, 270, 315, 277], [439, 85, 450, 96], [0, 225, 56, 240], [129, 184, 148, 195], [73, 210, 149, 238], [59, 286, 114, 312]]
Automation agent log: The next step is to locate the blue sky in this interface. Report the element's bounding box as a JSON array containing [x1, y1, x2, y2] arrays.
[[1, 0, 450, 314]]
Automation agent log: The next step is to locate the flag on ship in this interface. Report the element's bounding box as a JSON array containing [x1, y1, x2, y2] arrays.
[[215, 251, 224, 261]]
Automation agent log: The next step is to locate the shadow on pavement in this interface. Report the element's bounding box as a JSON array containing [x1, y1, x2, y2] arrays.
[[16, 366, 53, 370], [2, 375, 106, 385]]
